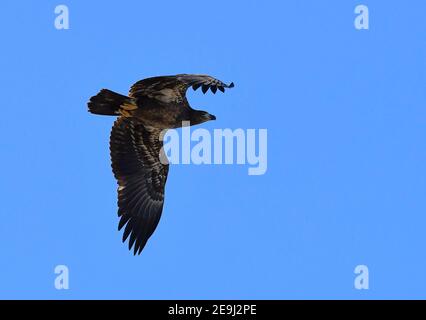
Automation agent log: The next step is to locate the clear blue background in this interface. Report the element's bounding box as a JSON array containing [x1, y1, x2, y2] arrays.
[[0, 0, 425, 299]]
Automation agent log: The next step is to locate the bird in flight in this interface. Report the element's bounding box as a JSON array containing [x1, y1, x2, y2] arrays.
[[88, 74, 234, 255]]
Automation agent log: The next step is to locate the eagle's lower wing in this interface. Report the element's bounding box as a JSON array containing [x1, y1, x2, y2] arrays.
[[129, 74, 234, 102], [110, 117, 169, 255]]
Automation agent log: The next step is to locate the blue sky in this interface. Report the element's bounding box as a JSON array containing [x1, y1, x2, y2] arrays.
[[0, 0, 425, 299]]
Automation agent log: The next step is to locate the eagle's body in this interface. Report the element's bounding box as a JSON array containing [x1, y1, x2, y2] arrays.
[[88, 74, 234, 254]]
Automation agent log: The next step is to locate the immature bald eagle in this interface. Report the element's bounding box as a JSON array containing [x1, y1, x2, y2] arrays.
[[88, 74, 234, 255]]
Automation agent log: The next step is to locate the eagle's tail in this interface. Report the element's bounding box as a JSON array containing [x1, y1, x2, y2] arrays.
[[88, 89, 137, 116]]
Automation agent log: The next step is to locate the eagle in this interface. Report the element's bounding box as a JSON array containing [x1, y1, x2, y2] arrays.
[[88, 74, 234, 255]]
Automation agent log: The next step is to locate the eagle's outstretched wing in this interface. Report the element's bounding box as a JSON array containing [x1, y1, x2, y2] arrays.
[[110, 117, 169, 255], [129, 74, 234, 103]]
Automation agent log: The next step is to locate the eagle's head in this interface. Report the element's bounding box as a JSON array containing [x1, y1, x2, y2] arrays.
[[190, 109, 216, 125]]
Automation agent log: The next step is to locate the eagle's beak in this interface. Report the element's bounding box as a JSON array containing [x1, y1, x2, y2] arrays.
[[201, 112, 216, 121]]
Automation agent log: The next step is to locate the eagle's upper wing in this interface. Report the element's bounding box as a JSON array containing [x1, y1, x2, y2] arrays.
[[129, 74, 234, 103], [110, 117, 169, 255]]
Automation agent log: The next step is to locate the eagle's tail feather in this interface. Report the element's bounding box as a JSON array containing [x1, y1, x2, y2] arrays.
[[88, 89, 137, 116]]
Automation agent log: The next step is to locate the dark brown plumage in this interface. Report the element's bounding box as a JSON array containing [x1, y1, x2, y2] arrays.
[[88, 74, 234, 254]]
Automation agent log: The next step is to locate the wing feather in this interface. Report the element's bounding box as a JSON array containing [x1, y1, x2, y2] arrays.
[[129, 74, 234, 103], [110, 117, 169, 255]]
